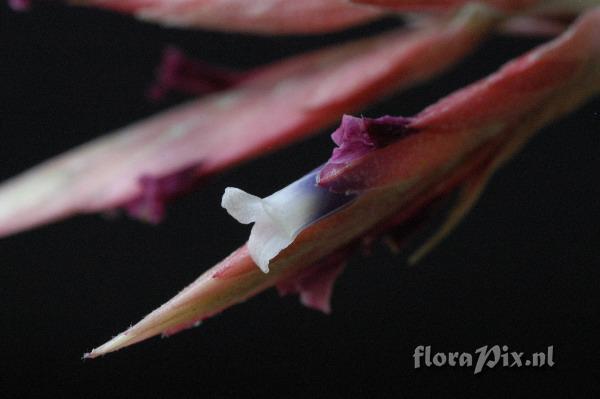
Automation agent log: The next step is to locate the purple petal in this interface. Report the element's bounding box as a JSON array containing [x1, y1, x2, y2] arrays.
[[276, 249, 350, 314], [122, 163, 205, 223], [147, 47, 246, 101], [320, 115, 413, 189], [8, 0, 31, 10]]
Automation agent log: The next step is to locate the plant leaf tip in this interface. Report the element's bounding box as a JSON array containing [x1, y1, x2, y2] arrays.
[[84, 333, 132, 359]]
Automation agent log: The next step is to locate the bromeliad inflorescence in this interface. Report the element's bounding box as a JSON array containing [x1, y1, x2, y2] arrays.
[[3, 0, 599, 357]]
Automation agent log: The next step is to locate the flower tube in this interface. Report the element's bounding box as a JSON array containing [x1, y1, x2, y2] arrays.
[[222, 167, 355, 272]]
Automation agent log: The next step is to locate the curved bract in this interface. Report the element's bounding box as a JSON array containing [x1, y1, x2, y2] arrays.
[[0, 8, 495, 238], [69, 0, 386, 34]]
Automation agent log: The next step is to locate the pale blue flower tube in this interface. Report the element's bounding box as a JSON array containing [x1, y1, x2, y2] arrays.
[[221, 167, 355, 272]]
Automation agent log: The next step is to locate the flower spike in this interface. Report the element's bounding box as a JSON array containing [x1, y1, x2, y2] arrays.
[[85, 8, 600, 357]]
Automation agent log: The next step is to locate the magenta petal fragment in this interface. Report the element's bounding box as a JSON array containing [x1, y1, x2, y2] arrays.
[[330, 115, 413, 163], [330, 115, 378, 164], [122, 163, 204, 223], [320, 115, 413, 187], [147, 47, 246, 101], [8, 0, 30, 10], [276, 251, 349, 314]]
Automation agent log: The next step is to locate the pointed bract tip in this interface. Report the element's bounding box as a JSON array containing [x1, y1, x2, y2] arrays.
[[84, 333, 133, 359]]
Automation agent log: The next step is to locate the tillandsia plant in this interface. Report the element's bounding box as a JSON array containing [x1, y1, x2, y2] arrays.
[[2, 1, 599, 358]]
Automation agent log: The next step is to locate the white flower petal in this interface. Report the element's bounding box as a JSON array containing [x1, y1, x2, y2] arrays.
[[222, 168, 354, 272]]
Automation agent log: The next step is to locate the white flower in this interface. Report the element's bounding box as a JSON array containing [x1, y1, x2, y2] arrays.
[[222, 168, 353, 272]]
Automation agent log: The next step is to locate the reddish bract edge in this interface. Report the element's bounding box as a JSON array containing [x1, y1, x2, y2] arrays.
[[0, 13, 492, 238]]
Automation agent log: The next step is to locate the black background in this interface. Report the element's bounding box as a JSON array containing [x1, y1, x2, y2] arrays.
[[1, 3, 599, 398]]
